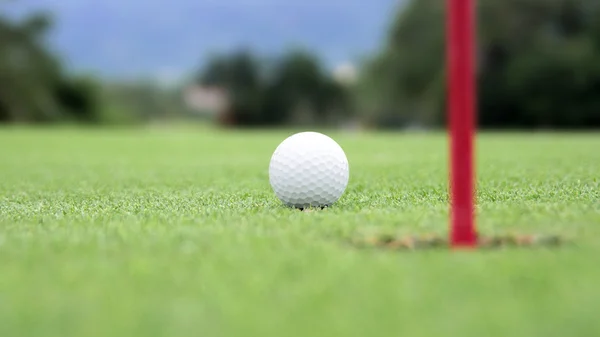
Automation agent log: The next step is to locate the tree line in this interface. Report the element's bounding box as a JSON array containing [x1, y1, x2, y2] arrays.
[[0, 12, 100, 123], [359, 0, 600, 129], [196, 49, 352, 127], [1, 0, 600, 129]]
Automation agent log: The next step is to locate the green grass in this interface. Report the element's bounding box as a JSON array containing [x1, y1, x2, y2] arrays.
[[1, 127, 599, 337]]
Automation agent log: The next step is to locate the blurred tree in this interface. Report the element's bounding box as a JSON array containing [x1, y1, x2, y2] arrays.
[[361, 0, 600, 129], [197, 49, 264, 126], [356, 0, 445, 127], [0, 12, 61, 122], [264, 50, 351, 126], [196, 49, 350, 127], [54, 76, 102, 123], [0, 11, 101, 124]]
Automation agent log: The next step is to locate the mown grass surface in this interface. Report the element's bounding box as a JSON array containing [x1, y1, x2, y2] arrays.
[[1, 127, 599, 337]]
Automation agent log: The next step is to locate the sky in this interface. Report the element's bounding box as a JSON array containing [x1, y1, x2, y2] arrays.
[[4, 0, 403, 82]]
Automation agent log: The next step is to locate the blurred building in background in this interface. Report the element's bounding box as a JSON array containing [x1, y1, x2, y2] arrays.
[[183, 85, 230, 123]]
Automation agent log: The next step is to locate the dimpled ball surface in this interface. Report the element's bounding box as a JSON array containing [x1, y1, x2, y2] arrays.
[[269, 132, 349, 208]]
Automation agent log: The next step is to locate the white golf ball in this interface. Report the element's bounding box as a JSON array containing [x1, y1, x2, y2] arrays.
[[269, 131, 349, 208]]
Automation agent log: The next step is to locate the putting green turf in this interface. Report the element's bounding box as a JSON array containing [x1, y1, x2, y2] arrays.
[[1, 127, 599, 337]]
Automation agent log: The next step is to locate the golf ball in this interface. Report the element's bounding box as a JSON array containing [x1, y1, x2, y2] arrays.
[[269, 131, 349, 208]]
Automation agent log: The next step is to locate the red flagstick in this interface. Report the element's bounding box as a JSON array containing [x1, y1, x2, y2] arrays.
[[447, 0, 477, 247]]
